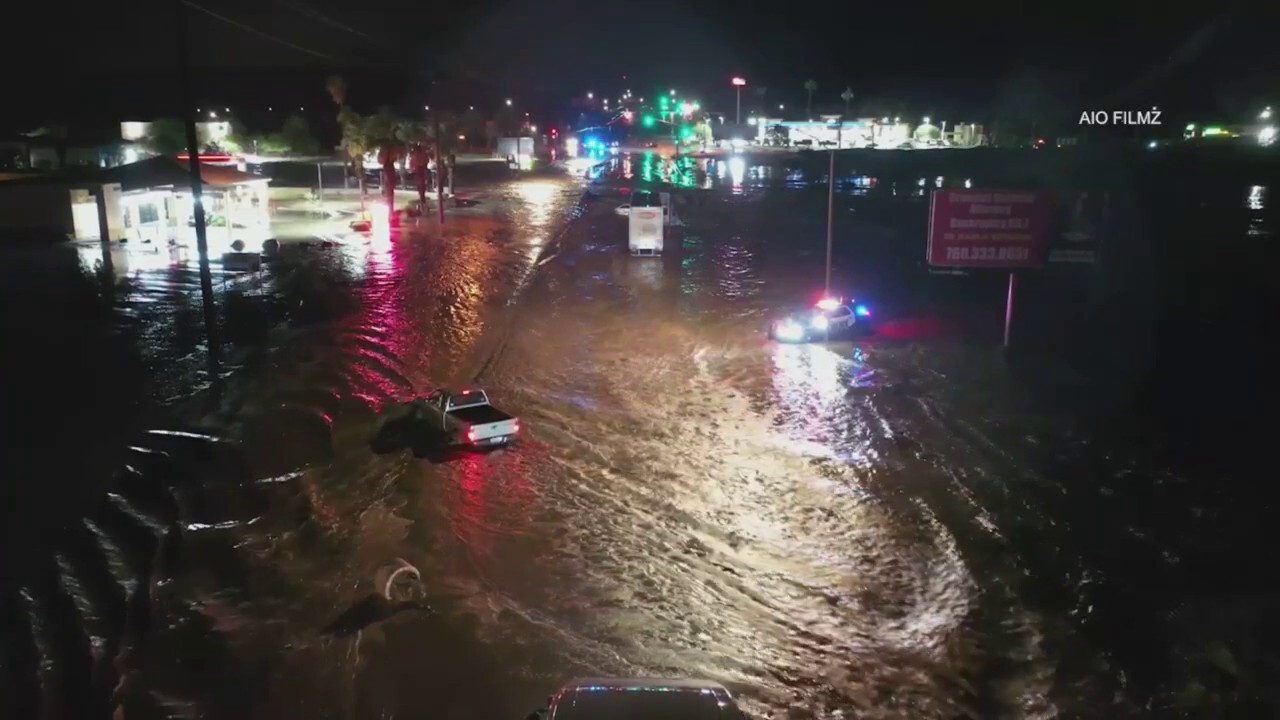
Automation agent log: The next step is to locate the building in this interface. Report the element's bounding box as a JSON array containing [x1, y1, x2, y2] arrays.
[[0, 129, 144, 171], [0, 157, 271, 252], [120, 120, 231, 148]]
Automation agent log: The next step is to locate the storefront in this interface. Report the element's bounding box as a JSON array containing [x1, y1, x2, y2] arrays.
[[71, 157, 271, 253]]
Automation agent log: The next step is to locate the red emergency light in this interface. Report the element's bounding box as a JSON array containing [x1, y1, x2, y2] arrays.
[[176, 153, 234, 163]]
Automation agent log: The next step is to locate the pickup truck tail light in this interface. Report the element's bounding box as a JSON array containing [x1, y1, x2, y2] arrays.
[[466, 427, 478, 442], [512, 421, 521, 434]]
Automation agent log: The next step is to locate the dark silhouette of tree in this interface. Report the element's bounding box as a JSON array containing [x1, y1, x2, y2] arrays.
[[142, 119, 187, 157], [279, 115, 320, 155], [990, 68, 1071, 147]]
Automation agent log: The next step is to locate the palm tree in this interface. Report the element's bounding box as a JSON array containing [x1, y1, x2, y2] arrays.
[[338, 107, 370, 209], [327, 75, 363, 205], [804, 79, 818, 117], [841, 88, 855, 117], [367, 108, 406, 214], [326, 75, 348, 108], [400, 121, 433, 207]]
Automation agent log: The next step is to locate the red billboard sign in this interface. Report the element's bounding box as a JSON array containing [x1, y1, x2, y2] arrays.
[[927, 190, 1054, 268]]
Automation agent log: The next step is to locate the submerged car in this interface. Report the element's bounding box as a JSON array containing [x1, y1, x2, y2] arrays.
[[526, 678, 748, 719], [768, 296, 871, 343]]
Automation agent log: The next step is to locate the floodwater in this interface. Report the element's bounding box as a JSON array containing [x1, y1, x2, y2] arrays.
[[0, 157, 1273, 719]]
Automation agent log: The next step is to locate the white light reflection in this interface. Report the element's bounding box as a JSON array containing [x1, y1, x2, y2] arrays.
[[517, 180, 559, 230], [728, 156, 746, 190], [770, 343, 846, 455], [1248, 185, 1266, 211]]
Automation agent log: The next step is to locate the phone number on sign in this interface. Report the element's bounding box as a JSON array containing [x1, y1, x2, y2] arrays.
[[944, 246, 1031, 261]]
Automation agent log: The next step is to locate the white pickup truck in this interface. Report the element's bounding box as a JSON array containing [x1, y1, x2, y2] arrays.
[[412, 388, 520, 447]]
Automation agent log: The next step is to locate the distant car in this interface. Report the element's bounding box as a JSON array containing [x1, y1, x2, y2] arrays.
[[614, 203, 631, 216], [410, 388, 520, 447], [526, 678, 748, 720], [768, 297, 871, 343], [794, 139, 813, 148]]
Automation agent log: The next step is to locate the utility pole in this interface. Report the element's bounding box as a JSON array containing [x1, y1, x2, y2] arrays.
[[825, 120, 841, 295], [732, 77, 746, 125], [434, 112, 445, 226], [175, 0, 221, 381], [316, 162, 323, 202]]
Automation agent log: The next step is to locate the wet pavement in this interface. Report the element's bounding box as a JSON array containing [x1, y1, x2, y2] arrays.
[[1, 156, 1274, 719]]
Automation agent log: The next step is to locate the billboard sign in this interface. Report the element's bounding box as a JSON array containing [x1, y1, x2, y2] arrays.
[[927, 190, 1055, 268], [1047, 192, 1106, 264]]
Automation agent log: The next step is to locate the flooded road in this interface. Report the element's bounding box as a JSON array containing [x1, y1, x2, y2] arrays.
[[2, 157, 1273, 719]]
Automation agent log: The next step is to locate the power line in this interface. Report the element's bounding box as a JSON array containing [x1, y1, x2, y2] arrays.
[[272, 0, 374, 42], [182, 0, 341, 62]]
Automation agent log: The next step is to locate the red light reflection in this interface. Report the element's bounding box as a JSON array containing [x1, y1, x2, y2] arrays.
[[447, 447, 537, 570]]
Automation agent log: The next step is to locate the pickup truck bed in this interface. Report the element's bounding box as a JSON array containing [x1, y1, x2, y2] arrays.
[[449, 405, 513, 425]]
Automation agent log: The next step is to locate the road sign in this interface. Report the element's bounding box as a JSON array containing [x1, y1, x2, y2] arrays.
[[927, 190, 1054, 268]]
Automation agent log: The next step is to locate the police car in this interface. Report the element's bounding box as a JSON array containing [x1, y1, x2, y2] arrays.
[[768, 297, 871, 343]]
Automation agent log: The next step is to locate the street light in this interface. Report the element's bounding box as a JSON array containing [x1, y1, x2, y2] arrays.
[[505, 98, 513, 106], [669, 89, 676, 96], [1262, 107, 1273, 120], [731, 77, 746, 125], [778, 104, 785, 110], [923, 116, 931, 124], [587, 92, 594, 99]]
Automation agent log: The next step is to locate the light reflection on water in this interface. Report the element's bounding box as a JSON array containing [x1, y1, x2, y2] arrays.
[[1247, 185, 1266, 210]]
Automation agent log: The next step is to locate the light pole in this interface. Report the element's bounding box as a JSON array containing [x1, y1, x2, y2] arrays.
[[826, 121, 841, 294], [791, 122, 841, 294], [731, 77, 746, 125]]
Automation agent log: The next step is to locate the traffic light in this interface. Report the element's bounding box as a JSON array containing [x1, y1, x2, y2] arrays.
[[659, 96, 669, 108], [641, 114, 655, 128]]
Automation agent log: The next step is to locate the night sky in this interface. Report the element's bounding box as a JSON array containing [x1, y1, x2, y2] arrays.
[[11, 1, 1279, 135]]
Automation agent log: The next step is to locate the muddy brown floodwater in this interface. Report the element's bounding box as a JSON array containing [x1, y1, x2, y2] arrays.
[[4, 158, 1268, 719]]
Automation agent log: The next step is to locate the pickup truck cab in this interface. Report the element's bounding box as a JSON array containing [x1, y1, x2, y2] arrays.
[[414, 388, 520, 447]]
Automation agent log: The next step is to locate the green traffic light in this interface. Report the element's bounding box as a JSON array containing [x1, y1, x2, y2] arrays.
[[659, 96, 669, 107], [642, 114, 656, 128]]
